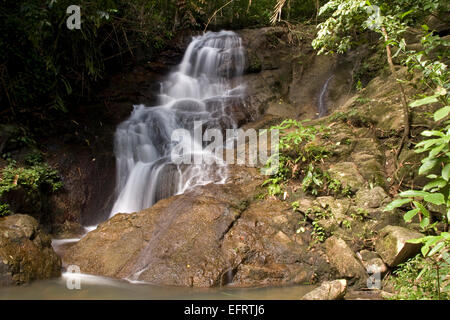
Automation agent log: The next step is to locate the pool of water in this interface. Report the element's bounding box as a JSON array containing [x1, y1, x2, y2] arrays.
[[0, 273, 315, 300]]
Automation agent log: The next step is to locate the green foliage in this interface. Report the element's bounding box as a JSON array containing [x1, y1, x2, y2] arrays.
[[0, 157, 62, 215], [312, 0, 446, 55], [262, 119, 322, 196], [0, 161, 62, 196], [328, 109, 373, 127], [312, 0, 370, 54], [388, 253, 449, 300], [351, 207, 370, 221], [311, 220, 327, 242], [384, 30, 449, 243], [262, 119, 353, 197], [293, 205, 332, 243], [0, 203, 12, 217], [0, 0, 177, 128]]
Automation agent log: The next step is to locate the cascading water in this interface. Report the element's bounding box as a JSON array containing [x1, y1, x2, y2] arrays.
[[109, 31, 246, 217]]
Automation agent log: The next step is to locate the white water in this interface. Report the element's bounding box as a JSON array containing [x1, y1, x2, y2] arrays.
[[109, 31, 246, 217]]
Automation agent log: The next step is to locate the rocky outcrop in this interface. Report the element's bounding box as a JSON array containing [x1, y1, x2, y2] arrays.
[[237, 26, 361, 120], [63, 166, 333, 287], [375, 226, 423, 267], [0, 214, 61, 286], [301, 279, 347, 300]]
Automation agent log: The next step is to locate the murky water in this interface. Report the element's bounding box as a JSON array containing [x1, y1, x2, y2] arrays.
[[0, 273, 315, 300]]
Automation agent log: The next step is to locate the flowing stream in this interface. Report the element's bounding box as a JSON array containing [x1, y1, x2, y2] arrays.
[[109, 31, 246, 217]]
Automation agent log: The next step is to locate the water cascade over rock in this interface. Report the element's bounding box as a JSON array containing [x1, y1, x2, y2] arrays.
[[110, 31, 247, 216]]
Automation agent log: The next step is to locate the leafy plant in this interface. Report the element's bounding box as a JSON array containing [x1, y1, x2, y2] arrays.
[[0, 203, 12, 217], [0, 158, 62, 216], [311, 220, 326, 243], [388, 253, 449, 300]]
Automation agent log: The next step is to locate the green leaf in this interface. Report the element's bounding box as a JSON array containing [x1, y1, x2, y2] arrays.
[[434, 106, 450, 121], [418, 159, 438, 175], [404, 208, 419, 222], [428, 144, 445, 158], [423, 192, 445, 205], [409, 95, 439, 108], [423, 179, 447, 191], [427, 241, 445, 257], [399, 190, 429, 197], [413, 201, 430, 218], [384, 198, 412, 211], [421, 130, 444, 137], [407, 237, 426, 244], [421, 245, 429, 256], [442, 163, 450, 181], [420, 216, 430, 229], [401, 10, 414, 19]]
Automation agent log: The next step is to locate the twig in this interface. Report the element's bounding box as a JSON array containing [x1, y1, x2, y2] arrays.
[[203, 0, 234, 33]]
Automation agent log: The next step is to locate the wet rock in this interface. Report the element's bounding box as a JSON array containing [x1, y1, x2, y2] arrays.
[[301, 279, 347, 300], [221, 199, 330, 287], [375, 226, 423, 267], [324, 236, 367, 284], [64, 167, 332, 287], [0, 214, 61, 286]]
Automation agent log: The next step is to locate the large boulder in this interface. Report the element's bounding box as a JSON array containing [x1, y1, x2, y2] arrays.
[[63, 167, 332, 287], [301, 279, 347, 300], [324, 236, 367, 285], [375, 225, 423, 267], [0, 214, 61, 286]]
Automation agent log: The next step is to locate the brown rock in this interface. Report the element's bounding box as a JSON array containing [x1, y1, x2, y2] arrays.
[[0, 214, 61, 286], [324, 236, 367, 284], [64, 171, 332, 287], [301, 279, 347, 300], [375, 226, 423, 267]]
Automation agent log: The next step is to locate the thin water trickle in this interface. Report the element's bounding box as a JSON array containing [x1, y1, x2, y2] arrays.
[[318, 75, 333, 118]]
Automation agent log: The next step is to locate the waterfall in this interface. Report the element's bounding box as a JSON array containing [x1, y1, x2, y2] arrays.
[[318, 75, 333, 118], [109, 31, 246, 217]]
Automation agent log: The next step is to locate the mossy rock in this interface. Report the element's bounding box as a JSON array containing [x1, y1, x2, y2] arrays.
[[0, 214, 61, 286], [328, 162, 366, 193]]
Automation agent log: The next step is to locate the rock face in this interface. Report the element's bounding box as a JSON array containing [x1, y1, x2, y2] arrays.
[[237, 26, 360, 120], [301, 279, 347, 300], [324, 236, 367, 285], [63, 166, 332, 287], [0, 214, 61, 286], [375, 226, 423, 267]]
